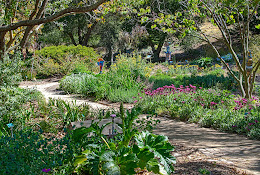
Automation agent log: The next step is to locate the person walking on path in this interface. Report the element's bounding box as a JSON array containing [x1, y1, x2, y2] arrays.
[[97, 57, 105, 74]]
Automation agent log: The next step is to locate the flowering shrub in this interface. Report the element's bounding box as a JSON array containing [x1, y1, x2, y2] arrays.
[[135, 85, 260, 139]]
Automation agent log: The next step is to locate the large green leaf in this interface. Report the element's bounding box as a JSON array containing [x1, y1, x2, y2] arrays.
[[72, 127, 94, 143], [135, 131, 176, 174]]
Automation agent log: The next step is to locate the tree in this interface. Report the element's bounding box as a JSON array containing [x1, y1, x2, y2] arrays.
[[186, 0, 260, 98], [0, 0, 107, 61], [138, 0, 259, 98], [120, 0, 182, 61]]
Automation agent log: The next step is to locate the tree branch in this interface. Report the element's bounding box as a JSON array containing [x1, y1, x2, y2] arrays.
[[0, 0, 107, 32]]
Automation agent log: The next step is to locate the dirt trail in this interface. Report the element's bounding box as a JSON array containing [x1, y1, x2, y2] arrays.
[[19, 80, 260, 175]]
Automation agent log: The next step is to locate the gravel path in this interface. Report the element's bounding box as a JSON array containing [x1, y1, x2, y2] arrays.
[[19, 80, 260, 175]]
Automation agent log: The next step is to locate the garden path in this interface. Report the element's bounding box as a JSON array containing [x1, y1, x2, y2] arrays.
[[20, 79, 260, 175]]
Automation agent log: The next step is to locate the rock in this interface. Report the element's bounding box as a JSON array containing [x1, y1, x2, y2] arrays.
[[71, 117, 123, 136]]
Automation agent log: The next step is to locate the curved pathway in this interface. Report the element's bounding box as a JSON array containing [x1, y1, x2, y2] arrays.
[[20, 80, 260, 175]]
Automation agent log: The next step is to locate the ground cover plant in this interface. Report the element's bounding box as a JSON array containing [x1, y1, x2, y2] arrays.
[[134, 85, 260, 139], [60, 54, 153, 103]]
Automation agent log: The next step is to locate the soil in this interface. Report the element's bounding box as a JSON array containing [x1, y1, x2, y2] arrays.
[[19, 79, 260, 175]]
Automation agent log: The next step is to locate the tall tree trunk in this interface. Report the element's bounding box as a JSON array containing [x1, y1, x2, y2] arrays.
[[148, 37, 165, 62], [82, 21, 97, 46], [107, 45, 112, 62], [0, 31, 6, 62], [67, 32, 77, 46]]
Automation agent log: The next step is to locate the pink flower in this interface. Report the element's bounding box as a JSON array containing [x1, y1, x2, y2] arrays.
[[182, 101, 185, 104], [133, 97, 136, 98], [110, 114, 116, 118], [249, 123, 255, 126], [249, 107, 252, 110], [194, 99, 197, 101], [174, 98, 176, 100], [199, 87, 202, 89], [221, 101, 224, 103], [139, 97, 142, 99], [255, 120, 259, 123], [200, 103, 204, 107], [234, 107, 238, 110], [134, 100, 138, 103]]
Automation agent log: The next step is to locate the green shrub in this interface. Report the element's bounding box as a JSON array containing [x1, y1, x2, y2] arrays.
[[0, 54, 23, 87], [34, 45, 99, 77], [60, 54, 151, 103], [0, 130, 79, 174], [0, 86, 42, 136], [195, 57, 213, 67], [149, 72, 238, 90]]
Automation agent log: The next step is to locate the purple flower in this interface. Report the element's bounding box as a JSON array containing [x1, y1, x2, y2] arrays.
[[255, 120, 259, 123], [110, 114, 116, 118], [181, 101, 185, 104], [134, 100, 138, 103], [199, 87, 202, 89], [232, 125, 237, 127], [42, 169, 51, 173], [132, 96, 136, 98], [139, 97, 142, 99], [249, 123, 255, 126], [234, 107, 238, 110]]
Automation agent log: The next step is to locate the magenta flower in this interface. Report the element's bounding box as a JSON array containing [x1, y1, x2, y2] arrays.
[[249, 107, 252, 110], [232, 125, 237, 127], [181, 101, 185, 104], [234, 107, 238, 110], [132, 96, 136, 98], [200, 103, 204, 107], [174, 98, 176, 100], [249, 123, 255, 126], [194, 99, 197, 101], [199, 87, 202, 89], [221, 101, 224, 103], [134, 100, 138, 103], [255, 120, 259, 123], [139, 97, 142, 99], [42, 169, 51, 173]]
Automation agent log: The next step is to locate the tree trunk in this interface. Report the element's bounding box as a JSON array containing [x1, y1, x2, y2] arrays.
[[67, 32, 77, 46], [147, 35, 166, 62], [20, 26, 34, 49], [107, 45, 112, 62], [0, 31, 6, 62], [82, 21, 97, 46]]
